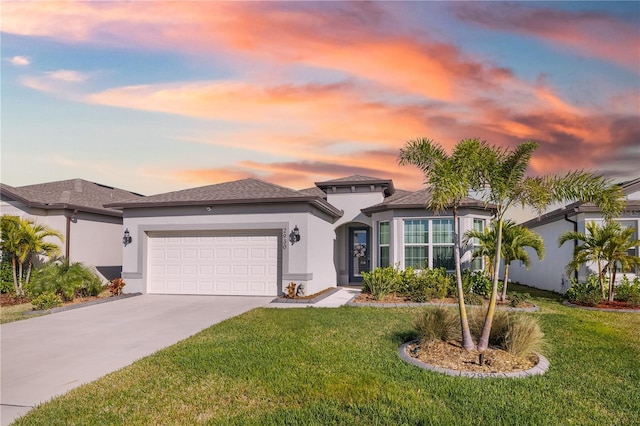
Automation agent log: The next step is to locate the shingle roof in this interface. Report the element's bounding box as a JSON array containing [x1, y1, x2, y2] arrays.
[[361, 188, 491, 216], [1, 179, 143, 216], [106, 178, 343, 218], [315, 175, 395, 196]]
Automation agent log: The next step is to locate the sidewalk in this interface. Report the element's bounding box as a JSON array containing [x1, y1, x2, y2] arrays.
[[268, 287, 360, 308]]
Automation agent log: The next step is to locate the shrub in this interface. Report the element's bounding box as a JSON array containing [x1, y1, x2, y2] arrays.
[[614, 276, 640, 305], [468, 309, 545, 357], [408, 268, 451, 302], [1, 256, 16, 294], [503, 315, 545, 358], [108, 278, 127, 296], [565, 274, 602, 306], [508, 292, 531, 308], [27, 260, 103, 301], [470, 271, 492, 297], [464, 292, 484, 306], [397, 267, 416, 296], [31, 291, 62, 310], [414, 306, 459, 343], [361, 267, 400, 300]]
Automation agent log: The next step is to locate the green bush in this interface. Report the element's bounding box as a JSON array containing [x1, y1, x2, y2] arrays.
[[27, 260, 103, 301], [565, 274, 602, 306], [509, 292, 531, 308], [464, 292, 484, 306], [503, 315, 545, 358], [409, 268, 451, 302], [361, 266, 400, 300], [397, 267, 416, 296], [414, 306, 460, 343], [614, 275, 640, 305], [1, 256, 16, 294], [470, 271, 492, 297], [31, 291, 62, 310]]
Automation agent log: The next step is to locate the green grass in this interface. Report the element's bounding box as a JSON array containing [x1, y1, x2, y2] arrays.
[[0, 302, 44, 324], [14, 290, 640, 425]]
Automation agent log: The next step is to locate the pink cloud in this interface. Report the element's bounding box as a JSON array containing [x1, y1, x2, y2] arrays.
[[453, 3, 640, 72]]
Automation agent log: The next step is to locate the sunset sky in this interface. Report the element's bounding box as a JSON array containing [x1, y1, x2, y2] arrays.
[[1, 1, 639, 196]]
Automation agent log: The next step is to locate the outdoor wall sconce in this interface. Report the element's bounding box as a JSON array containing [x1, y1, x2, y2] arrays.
[[289, 225, 301, 245], [123, 228, 132, 247]]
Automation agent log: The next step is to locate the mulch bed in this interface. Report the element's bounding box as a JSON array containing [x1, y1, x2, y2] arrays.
[[407, 340, 538, 373], [1, 293, 110, 309], [573, 300, 640, 310]]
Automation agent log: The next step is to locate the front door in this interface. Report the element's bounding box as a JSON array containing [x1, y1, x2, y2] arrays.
[[349, 227, 370, 283]]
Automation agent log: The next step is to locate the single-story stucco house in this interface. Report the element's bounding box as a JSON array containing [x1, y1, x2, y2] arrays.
[[508, 177, 640, 293], [106, 175, 494, 297], [0, 179, 143, 280]]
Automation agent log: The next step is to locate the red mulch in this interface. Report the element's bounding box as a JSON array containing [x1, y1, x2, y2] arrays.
[[574, 300, 640, 310], [0, 293, 30, 307]]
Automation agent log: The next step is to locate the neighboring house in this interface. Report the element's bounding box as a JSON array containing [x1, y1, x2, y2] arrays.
[[0, 179, 144, 280], [106, 175, 493, 296], [508, 177, 640, 293]]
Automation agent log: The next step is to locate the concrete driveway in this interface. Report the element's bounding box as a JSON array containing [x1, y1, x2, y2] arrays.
[[1, 294, 272, 425]]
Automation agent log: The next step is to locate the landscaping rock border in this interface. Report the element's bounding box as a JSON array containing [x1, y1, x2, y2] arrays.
[[399, 340, 549, 378], [562, 300, 640, 313], [26, 292, 142, 316], [347, 297, 539, 312], [271, 287, 342, 304]]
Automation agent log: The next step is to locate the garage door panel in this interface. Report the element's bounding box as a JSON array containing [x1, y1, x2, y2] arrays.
[[148, 233, 278, 295]]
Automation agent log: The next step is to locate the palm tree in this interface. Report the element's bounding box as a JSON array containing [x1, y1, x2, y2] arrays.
[[0, 215, 63, 296], [1, 215, 23, 293], [500, 221, 544, 301], [559, 221, 616, 299], [602, 225, 640, 301], [465, 222, 498, 281], [474, 141, 624, 352], [19, 222, 63, 285], [399, 137, 486, 351]]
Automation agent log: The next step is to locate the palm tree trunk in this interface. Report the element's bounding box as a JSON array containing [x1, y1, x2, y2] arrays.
[[453, 209, 475, 351], [17, 261, 24, 296], [477, 218, 503, 352], [11, 256, 19, 294], [501, 263, 510, 302], [26, 259, 33, 285], [597, 259, 605, 299], [609, 266, 616, 302]]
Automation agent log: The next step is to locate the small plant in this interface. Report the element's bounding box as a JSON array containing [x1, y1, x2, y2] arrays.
[[508, 292, 531, 308], [27, 260, 103, 301], [108, 278, 126, 296], [565, 274, 602, 306], [362, 266, 400, 300], [407, 268, 451, 302], [503, 315, 545, 358], [283, 282, 303, 298], [31, 291, 62, 310], [464, 292, 484, 306], [470, 271, 492, 297], [414, 306, 460, 343], [614, 275, 640, 306]]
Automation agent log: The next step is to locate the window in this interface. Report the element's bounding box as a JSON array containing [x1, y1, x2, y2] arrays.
[[618, 220, 639, 274], [404, 219, 429, 269], [378, 221, 390, 267], [472, 219, 484, 271], [432, 219, 454, 270]]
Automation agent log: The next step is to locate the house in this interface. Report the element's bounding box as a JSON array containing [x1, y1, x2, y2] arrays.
[[106, 175, 493, 296], [508, 177, 640, 293], [0, 179, 144, 280]]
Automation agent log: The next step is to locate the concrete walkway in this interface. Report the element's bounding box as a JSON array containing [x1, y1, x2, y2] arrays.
[[268, 287, 360, 308], [0, 295, 272, 426]]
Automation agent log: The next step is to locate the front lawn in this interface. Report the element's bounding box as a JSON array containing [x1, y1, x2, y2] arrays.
[[14, 292, 640, 425]]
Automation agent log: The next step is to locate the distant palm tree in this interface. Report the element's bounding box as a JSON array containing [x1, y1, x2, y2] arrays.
[[466, 220, 545, 301], [562, 221, 640, 302], [500, 221, 544, 302], [465, 222, 498, 281], [399, 137, 487, 351], [559, 221, 617, 299], [0, 215, 63, 296]]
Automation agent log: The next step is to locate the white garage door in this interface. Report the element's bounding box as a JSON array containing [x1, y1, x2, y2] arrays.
[[147, 233, 278, 296]]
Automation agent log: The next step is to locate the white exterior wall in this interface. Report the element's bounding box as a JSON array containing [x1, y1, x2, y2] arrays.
[[120, 204, 336, 295], [509, 210, 640, 294]]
